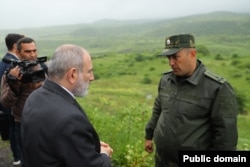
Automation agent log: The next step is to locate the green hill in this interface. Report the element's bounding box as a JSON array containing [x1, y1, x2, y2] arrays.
[[1, 11, 250, 56], [0, 11, 250, 166]]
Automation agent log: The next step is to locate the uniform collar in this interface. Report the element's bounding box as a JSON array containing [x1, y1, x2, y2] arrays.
[[185, 60, 206, 85], [170, 60, 206, 85]]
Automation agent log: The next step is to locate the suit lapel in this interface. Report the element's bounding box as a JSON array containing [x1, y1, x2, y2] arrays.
[[43, 79, 88, 117]]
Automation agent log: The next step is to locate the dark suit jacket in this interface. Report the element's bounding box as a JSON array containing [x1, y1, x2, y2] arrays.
[[21, 79, 111, 167], [0, 53, 17, 114], [0, 52, 18, 82]]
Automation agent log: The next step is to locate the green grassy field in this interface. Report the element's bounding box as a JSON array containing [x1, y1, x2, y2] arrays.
[[0, 11, 250, 166], [76, 52, 250, 166]]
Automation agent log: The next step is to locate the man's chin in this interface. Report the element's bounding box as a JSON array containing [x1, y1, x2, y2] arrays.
[[75, 90, 88, 97], [82, 91, 88, 97], [173, 71, 181, 76]]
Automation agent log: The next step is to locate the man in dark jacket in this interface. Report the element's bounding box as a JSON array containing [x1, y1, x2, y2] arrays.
[[1, 37, 47, 167], [21, 44, 113, 167], [144, 34, 238, 167], [0, 33, 24, 166]]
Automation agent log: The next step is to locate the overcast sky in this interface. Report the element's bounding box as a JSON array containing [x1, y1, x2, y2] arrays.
[[0, 0, 249, 29]]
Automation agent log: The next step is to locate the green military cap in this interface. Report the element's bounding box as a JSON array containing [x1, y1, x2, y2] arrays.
[[159, 34, 195, 56]]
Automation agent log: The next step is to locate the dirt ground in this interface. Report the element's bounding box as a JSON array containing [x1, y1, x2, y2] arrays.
[[0, 139, 20, 167]]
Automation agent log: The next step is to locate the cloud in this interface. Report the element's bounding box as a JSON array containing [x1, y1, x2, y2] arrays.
[[0, 0, 249, 29]]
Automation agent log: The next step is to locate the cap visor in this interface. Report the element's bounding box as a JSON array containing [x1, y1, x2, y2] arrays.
[[158, 48, 182, 56]]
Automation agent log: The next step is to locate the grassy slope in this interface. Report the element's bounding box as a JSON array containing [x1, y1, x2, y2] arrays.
[[77, 52, 250, 165], [0, 11, 249, 165]]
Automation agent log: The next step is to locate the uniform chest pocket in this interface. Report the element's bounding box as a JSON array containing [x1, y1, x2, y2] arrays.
[[175, 96, 212, 119]]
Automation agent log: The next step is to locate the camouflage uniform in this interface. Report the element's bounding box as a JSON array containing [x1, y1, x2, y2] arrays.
[[145, 34, 238, 166]]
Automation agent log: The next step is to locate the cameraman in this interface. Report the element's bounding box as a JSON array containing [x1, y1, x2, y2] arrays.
[[0, 33, 24, 166], [0, 37, 47, 167]]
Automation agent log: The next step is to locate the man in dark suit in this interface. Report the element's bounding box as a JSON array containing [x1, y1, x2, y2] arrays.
[[1, 37, 46, 167], [0, 33, 24, 166], [21, 44, 113, 167]]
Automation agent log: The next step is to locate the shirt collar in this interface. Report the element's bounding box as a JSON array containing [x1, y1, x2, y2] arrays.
[[58, 84, 75, 98], [7, 52, 18, 58]]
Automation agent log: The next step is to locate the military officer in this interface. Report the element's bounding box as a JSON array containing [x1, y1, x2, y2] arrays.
[[144, 34, 238, 167]]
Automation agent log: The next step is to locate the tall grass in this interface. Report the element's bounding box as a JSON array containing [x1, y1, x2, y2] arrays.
[[76, 53, 250, 166]]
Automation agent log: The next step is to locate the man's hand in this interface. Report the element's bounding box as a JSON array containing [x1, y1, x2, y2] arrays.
[[8, 66, 22, 80], [100, 141, 113, 158], [145, 140, 154, 153]]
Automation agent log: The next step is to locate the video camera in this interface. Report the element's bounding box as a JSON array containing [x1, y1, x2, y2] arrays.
[[3, 56, 47, 83]]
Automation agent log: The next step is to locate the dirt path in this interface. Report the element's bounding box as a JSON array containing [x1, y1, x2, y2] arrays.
[[0, 140, 19, 167]]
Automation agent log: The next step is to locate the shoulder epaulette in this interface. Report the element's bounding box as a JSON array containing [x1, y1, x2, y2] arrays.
[[204, 70, 226, 84]]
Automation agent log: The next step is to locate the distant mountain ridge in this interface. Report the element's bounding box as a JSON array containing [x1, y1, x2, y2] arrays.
[[71, 11, 250, 38], [0, 11, 249, 55], [1, 11, 249, 37]]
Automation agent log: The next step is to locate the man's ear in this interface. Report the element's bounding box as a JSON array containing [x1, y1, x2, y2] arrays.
[[16, 49, 21, 56], [13, 43, 17, 50], [67, 68, 78, 84], [190, 49, 197, 59]]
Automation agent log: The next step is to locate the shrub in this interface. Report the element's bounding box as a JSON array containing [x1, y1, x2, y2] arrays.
[[149, 67, 155, 71], [197, 45, 210, 56], [231, 60, 240, 66], [141, 76, 152, 84], [94, 73, 101, 80], [135, 54, 145, 62], [128, 62, 134, 67], [214, 54, 223, 60], [232, 73, 242, 78], [234, 89, 247, 114], [232, 54, 238, 58], [244, 62, 250, 69]]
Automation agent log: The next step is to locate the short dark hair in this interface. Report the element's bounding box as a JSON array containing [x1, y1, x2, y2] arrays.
[[5, 33, 25, 50], [16, 37, 36, 51]]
